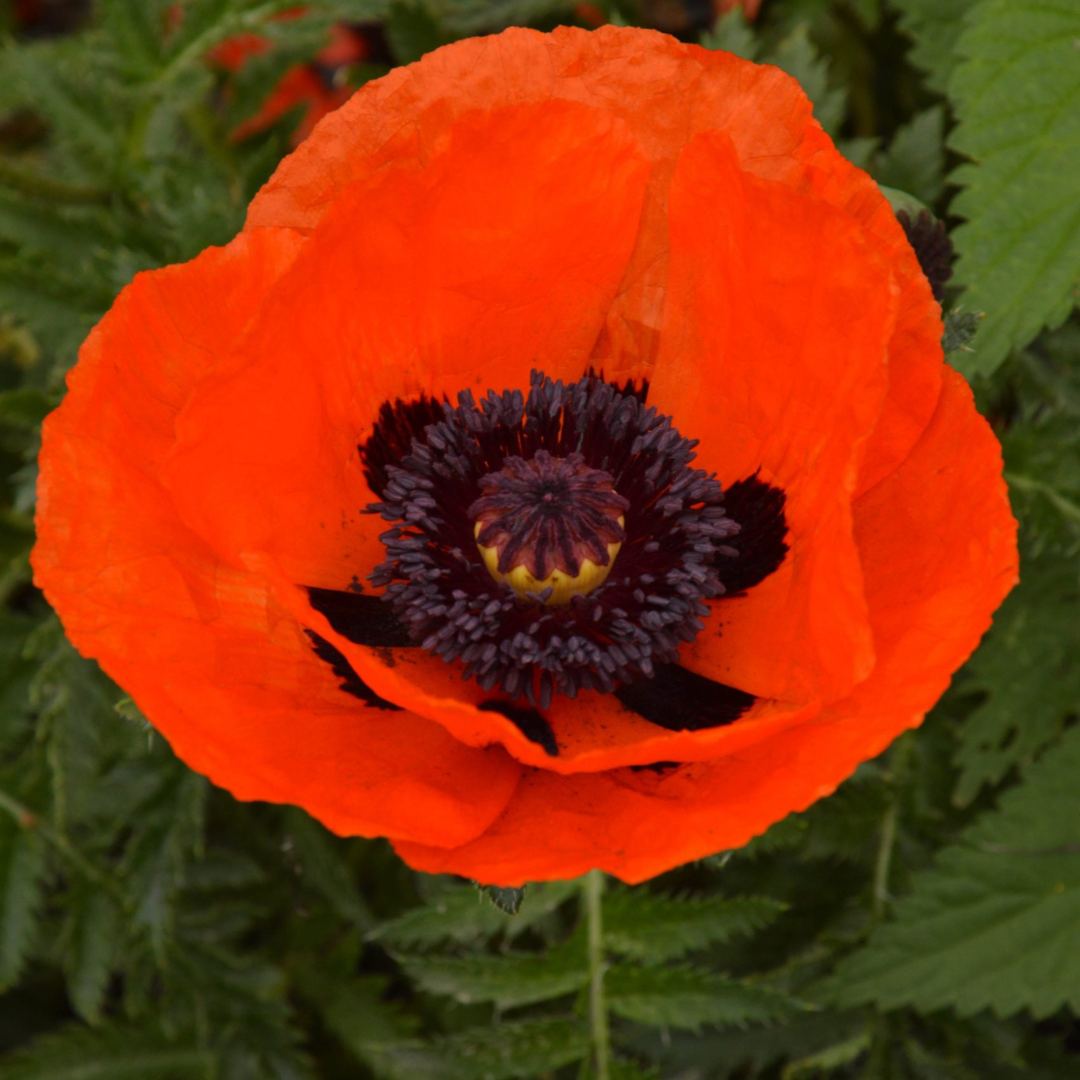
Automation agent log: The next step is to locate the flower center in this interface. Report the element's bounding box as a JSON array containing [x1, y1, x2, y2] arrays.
[[469, 450, 629, 606]]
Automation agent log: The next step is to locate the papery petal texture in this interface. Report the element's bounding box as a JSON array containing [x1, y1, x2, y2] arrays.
[[33, 25, 1017, 884]]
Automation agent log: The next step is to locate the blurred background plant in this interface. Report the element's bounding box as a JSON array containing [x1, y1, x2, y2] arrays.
[[0, 1, 1077, 1077]]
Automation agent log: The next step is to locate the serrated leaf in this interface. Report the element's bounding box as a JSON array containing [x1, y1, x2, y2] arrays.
[[782, 1033, 871, 1079], [377, 1017, 588, 1080], [372, 880, 576, 950], [122, 767, 208, 954], [0, 1022, 213, 1080], [953, 554, 1079, 805], [825, 724, 1080, 1018], [645, 1010, 868, 1080], [700, 9, 760, 61], [891, 0, 978, 92], [943, 309, 982, 357], [0, 817, 46, 988], [396, 936, 587, 1009], [606, 965, 796, 1030], [871, 106, 946, 207], [284, 808, 371, 928], [947, 0, 1080, 375], [769, 25, 846, 136], [64, 889, 123, 1023], [98, 0, 167, 76], [1, 38, 124, 176], [603, 891, 785, 963], [301, 973, 419, 1073], [482, 884, 526, 915]]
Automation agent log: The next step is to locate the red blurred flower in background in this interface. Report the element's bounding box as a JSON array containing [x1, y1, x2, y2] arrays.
[[205, 7, 376, 144], [33, 27, 1017, 885]]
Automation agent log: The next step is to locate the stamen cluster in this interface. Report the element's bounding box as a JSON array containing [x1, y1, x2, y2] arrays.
[[367, 372, 740, 706]]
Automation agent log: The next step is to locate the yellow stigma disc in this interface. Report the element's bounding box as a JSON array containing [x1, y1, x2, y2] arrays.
[[475, 518, 624, 606]]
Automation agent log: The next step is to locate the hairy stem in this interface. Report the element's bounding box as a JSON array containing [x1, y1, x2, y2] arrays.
[[583, 869, 611, 1080]]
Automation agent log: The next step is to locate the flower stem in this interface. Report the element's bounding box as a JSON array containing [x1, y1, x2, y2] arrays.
[[872, 733, 913, 921], [871, 798, 899, 921], [583, 868, 611, 1080]]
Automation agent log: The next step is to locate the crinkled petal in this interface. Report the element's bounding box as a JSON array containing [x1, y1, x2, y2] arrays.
[[648, 131, 896, 707], [393, 369, 1018, 882], [33, 232, 522, 847]]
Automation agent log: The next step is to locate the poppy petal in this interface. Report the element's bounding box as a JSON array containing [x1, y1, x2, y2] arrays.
[[646, 131, 897, 707], [163, 99, 650, 592], [33, 232, 522, 848], [794, 142, 945, 494], [393, 368, 1018, 883]]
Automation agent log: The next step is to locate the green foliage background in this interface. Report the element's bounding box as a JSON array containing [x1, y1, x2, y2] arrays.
[[0, 0, 1078, 1077]]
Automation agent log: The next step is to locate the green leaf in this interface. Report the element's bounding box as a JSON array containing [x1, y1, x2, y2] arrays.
[[300, 973, 419, 1073], [953, 555, 1079, 806], [947, 0, 1080, 376], [430, 0, 574, 36], [396, 936, 588, 1008], [0, 388, 54, 429], [0, 1022, 213, 1080], [384, 1, 446, 64], [0, 816, 46, 989], [825, 724, 1080, 1018], [371, 884, 514, 949], [782, 1033, 872, 1079], [603, 891, 785, 963], [122, 767, 208, 954], [700, 9, 760, 61], [891, 0, 978, 92], [63, 889, 123, 1024], [0, 38, 124, 176], [98, 0, 166, 77], [482, 884, 526, 915], [378, 1017, 588, 1080], [943, 309, 982, 357], [372, 880, 576, 949], [283, 809, 372, 928], [606, 965, 796, 1029], [769, 25, 846, 136], [871, 106, 946, 207]]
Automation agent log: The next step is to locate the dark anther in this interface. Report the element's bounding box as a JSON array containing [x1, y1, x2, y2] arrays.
[[306, 587, 415, 647], [630, 761, 682, 774], [586, 367, 650, 404], [897, 208, 953, 302], [478, 701, 559, 756], [717, 474, 789, 594], [615, 663, 754, 730], [305, 631, 403, 711], [470, 450, 628, 579]]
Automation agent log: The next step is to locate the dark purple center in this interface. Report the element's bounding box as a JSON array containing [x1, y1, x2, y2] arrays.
[[469, 450, 629, 579]]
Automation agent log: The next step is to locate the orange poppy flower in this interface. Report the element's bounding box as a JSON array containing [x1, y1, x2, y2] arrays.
[[32, 26, 1018, 885]]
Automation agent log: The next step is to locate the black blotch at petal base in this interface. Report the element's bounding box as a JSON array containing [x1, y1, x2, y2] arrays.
[[306, 631, 403, 711], [615, 663, 754, 731], [478, 701, 559, 756], [721, 474, 789, 595], [306, 587, 415, 648], [359, 394, 447, 499]]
